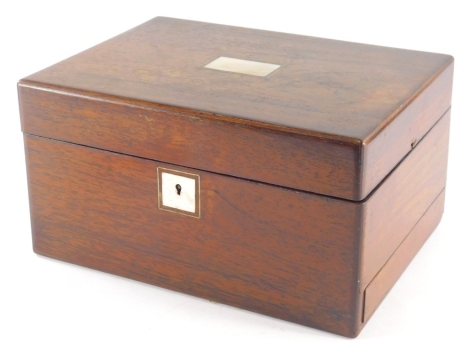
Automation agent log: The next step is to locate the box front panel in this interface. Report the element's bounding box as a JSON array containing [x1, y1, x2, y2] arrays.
[[24, 135, 361, 337]]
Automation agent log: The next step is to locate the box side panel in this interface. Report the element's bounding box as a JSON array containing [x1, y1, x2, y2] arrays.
[[24, 134, 361, 337], [362, 61, 453, 199], [360, 110, 450, 292], [18, 83, 361, 200], [362, 189, 445, 323]]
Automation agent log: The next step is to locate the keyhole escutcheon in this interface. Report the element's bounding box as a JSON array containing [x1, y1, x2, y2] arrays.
[[176, 184, 182, 195]]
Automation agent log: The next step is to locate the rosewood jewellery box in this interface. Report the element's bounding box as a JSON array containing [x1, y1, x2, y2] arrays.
[[18, 17, 454, 337]]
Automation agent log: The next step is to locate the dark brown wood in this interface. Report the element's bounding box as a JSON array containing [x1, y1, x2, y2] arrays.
[[19, 17, 453, 337], [25, 134, 361, 337], [23, 108, 449, 337], [361, 64, 453, 197], [363, 189, 446, 323], [360, 110, 450, 292], [18, 17, 453, 200], [18, 84, 360, 200]]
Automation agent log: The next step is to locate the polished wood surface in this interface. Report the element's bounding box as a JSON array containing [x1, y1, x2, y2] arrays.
[[23, 109, 449, 337], [361, 110, 450, 291], [18, 84, 360, 200], [362, 64, 453, 197], [18, 17, 453, 200], [20, 17, 451, 140], [25, 134, 361, 337], [19, 17, 453, 337], [363, 190, 445, 323]]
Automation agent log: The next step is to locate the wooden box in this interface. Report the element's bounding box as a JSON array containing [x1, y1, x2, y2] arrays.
[[18, 17, 453, 337]]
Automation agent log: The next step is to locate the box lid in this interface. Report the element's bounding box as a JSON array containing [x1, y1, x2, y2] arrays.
[[18, 17, 453, 201]]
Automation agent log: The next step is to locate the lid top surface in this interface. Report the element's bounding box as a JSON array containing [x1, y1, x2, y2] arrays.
[[24, 17, 452, 141]]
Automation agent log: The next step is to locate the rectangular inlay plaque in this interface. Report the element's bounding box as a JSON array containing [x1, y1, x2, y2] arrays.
[[204, 57, 280, 77], [157, 167, 201, 218]]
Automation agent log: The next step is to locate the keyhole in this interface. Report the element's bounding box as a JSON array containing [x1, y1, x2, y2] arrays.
[[175, 184, 182, 195]]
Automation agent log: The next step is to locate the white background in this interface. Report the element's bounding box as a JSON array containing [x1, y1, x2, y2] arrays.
[[1, 1, 469, 350]]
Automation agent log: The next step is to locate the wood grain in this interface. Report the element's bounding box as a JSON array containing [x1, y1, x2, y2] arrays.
[[362, 63, 453, 197], [20, 17, 451, 140], [363, 189, 445, 323], [18, 84, 361, 200], [25, 134, 361, 337], [18, 17, 453, 200], [19, 17, 453, 337], [23, 107, 449, 337], [360, 110, 450, 292]]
